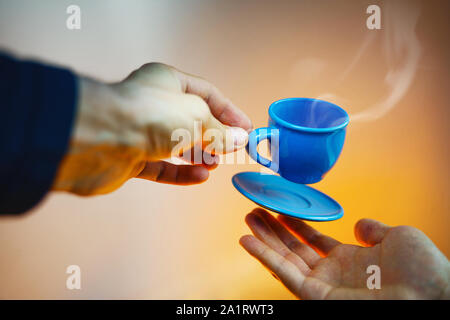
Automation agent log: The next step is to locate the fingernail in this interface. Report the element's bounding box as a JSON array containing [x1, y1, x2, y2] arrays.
[[230, 127, 248, 146]]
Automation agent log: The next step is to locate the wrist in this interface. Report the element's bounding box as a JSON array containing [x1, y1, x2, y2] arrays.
[[75, 77, 146, 149], [52, 76, 147, 195]]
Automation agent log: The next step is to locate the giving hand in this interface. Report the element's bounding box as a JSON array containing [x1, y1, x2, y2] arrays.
[[53, 63, 252, 195]]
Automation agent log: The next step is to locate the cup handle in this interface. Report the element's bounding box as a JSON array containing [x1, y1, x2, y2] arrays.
[[246, 127, 277, 170]]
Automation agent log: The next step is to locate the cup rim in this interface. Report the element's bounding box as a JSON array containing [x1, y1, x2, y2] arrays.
[[268, 97, 350, 133]]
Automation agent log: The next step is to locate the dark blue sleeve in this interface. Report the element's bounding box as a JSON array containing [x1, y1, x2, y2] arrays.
[[0, 53, 78, 214]]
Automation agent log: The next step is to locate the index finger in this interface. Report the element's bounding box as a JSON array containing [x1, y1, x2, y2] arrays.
[[173, 69, 253, 132]]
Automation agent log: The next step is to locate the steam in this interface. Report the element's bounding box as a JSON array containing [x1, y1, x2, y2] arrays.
[[351, 0, 422, 122], [293, 1, 422, 123]]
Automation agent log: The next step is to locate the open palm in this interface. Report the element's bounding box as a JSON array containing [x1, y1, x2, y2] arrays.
[[240, 208, 450, 299]]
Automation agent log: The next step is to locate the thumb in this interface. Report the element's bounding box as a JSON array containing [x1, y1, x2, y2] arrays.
[[354, 218, 391, 246], [202, 115, 248, 154]]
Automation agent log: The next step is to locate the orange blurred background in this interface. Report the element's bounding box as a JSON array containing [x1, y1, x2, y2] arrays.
[[0, 0, 448, 299]]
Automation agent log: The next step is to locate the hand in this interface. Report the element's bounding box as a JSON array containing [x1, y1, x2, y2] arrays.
[[240, 208, 450, 299], [53, 63, 252, 195]]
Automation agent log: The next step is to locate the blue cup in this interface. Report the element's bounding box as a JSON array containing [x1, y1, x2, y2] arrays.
[[246, 98, 349, 184]]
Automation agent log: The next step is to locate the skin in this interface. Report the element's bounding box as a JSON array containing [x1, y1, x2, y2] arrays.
[[240, 208, 450, 300], [52, 63, 252, 195]]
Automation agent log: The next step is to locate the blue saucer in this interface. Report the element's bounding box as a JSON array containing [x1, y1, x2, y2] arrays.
[[232, 172, 343, 221]]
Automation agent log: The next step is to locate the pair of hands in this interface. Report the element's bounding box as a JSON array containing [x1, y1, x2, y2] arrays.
[[51, 62, 450, 300], [241, 208, 450, 299], [52, 63, 252, 195]]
